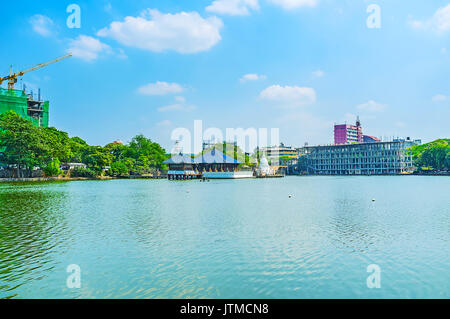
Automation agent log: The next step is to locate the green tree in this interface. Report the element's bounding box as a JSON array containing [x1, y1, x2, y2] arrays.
[[121, 157, 136, 171], [109, 161, 129, 176], [40, 127, 73, 163], [43, 159, 62, 177], [132, 155, 151, 175], [82, 146, 113, 169], [104, 142, 129, 162], [69, 137, 88, 163], [0, 111, 46, 177], [409, 139, 450, 171], [0, 111, 170, 178], [126, 134, 168, 170]]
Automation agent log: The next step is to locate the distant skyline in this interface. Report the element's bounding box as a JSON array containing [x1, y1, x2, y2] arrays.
[[1, 0, 449, 151]]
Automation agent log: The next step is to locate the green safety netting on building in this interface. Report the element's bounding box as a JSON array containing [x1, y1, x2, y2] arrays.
[[0, 88, 49, 128]]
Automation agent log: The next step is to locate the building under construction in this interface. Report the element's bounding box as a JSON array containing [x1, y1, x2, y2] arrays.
[[0, 88, 49, 127], [0, 54, 71, 128]]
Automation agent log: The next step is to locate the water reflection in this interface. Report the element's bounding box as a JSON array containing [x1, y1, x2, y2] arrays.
[[0, 183, 70, 298]]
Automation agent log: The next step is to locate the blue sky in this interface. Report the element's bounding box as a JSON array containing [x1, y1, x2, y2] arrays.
[[1, 0, 449, 150]]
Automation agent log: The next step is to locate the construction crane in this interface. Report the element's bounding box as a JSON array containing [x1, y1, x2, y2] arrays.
[[0, 53, 72, 90]]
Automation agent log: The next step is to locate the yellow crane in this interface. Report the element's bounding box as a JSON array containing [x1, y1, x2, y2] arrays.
[[0, 53, 72, 90]]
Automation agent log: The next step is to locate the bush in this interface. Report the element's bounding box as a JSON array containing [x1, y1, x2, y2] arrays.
[[71, 166, 97, 178], [43, 159, 62, 177]]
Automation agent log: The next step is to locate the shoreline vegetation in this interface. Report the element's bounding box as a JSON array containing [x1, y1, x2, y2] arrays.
[[1, 110, 449, 181], [0, 110, 169, 179]]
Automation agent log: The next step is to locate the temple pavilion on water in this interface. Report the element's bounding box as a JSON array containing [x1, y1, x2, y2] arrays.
[[164, 148, 253, 180]]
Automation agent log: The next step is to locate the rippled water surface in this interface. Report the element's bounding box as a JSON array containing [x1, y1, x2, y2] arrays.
[[0, 177, 449, 299]]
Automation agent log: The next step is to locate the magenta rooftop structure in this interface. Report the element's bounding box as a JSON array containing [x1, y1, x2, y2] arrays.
[[334, 117, 363, 145]]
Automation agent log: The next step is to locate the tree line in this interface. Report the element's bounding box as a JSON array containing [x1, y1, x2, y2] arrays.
[[0, 110, 168, 178], [409, 139, 450, 171]]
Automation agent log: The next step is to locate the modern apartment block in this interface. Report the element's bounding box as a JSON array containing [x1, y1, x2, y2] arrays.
[[304, 140, 417, 175], [334, 117, 363, 145]]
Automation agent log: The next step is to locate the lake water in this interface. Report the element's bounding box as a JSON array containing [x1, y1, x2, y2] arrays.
[[0, 176, 449, 299]]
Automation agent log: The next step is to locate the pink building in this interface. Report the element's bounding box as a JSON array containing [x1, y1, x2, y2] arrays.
[[334, 117, 363, 145]]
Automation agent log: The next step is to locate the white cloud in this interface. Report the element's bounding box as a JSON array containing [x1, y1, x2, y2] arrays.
[[156, 120, 172, 126], [268, 0, 318, 10], [410, 4, 450, 33], [240, 73, 267, 82], [312, 70, 324, 78], [432, 94, 448, 102], [138, 81, 184, 96], [158, 96, 196, 112], [206, 0, 259, 16], [29, 14, 54, 37], [356, 100, 387, 112], [409, 20, 424, 29], [260, 85, 316, 107], [175, 96, 186, 103], [158, 104, 196, 112], [97, 9, 223, 53], [68, 35, 112, 62]]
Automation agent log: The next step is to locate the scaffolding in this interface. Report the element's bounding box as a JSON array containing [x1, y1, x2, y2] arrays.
[[0, 88, 49, 127]]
